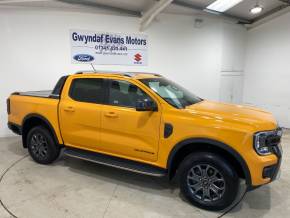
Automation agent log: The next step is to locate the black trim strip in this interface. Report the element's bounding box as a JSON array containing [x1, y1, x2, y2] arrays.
[[164, 123, 173, 138], [50, 75, 68, 99], [167, 138, 252, 186], [7, 122, 22, 135], [22, 113, 61, 147]]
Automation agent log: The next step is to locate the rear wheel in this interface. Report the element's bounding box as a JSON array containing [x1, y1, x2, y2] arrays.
[[27, 126, 60, 164], [179, 152, 239, 211]]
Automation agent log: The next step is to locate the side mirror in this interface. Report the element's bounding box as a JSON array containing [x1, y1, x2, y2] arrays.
[[136, 99, 157, 111]]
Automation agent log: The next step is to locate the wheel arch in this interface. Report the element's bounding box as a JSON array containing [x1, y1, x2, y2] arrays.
[[167, 138, 252, 186], [21, 113, 61, 148]]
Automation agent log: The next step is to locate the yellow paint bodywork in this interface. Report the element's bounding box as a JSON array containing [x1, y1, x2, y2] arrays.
[[8, 73, 279, 186]]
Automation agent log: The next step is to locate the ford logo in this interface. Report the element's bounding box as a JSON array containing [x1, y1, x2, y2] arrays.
[[73, 54, 94, 62]]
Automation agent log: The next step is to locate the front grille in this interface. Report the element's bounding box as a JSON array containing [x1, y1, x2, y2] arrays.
[[266, 134, 281, 147], [266, 128, 282, 156]]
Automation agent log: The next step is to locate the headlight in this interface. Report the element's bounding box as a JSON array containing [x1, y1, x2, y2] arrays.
[[254, 129, 282, 156]]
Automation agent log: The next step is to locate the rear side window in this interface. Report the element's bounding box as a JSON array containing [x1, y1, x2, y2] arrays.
[[69, 78, 104, 104]]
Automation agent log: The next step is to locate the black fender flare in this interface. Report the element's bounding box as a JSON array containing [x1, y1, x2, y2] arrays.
[[22, 113, 61, 147], [167, 138, 252, 186]]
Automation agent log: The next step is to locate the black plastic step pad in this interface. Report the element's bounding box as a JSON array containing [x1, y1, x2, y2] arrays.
[[64, 147, 167, 177]]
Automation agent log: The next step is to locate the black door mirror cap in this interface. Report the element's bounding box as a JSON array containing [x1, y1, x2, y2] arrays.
[[136, 100, 157, 112]]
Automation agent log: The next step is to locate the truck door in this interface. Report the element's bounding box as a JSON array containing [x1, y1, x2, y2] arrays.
[[59, 77, 105, 151], [100, 79, 161, 162]]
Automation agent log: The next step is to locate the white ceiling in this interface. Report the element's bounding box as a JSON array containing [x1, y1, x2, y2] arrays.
[[0, 0, 288, 22], [171, 0, 287, 20], [224, 0, 286, 20]]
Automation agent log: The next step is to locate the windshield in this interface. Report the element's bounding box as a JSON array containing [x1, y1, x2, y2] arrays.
[[140, 77, 202, 109]]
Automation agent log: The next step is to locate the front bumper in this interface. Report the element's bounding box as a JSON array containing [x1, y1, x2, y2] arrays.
[[249, 143, 282, 191], [263, 143, 282, 181]]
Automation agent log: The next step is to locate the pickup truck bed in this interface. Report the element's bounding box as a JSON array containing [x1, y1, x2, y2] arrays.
[[8, 76, 68, 147]]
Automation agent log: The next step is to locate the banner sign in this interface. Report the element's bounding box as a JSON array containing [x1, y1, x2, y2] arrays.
[[70, 29, 148, 66]]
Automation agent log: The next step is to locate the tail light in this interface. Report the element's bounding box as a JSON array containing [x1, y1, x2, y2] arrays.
[[7, 98, 10, 114]]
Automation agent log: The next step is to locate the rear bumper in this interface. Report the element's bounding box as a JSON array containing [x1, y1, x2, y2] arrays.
[[8, 122, 22, 135]]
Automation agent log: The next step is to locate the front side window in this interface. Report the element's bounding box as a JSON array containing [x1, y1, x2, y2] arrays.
[[140, 77, 202, 109], [69, 78, 104, 103], [108, 80, 153, 108]]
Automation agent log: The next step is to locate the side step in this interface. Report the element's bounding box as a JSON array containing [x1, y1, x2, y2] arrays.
[[63, 147, 167, 177]]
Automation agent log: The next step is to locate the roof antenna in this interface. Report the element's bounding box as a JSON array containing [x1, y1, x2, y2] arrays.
[[90, 63, 97, 72]]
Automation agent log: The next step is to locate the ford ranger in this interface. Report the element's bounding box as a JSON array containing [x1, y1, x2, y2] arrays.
[[7, 72, 283, 210]]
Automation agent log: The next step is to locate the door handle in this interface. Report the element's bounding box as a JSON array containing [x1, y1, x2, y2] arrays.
[[64, 106, 75, 112], [105, 112, 118, 118]]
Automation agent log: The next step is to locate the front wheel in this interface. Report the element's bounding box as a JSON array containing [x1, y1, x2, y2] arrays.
[[179, 152, 239, 211], [27, 126, 60, 164]]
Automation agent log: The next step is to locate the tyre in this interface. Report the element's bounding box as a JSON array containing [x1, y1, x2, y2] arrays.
[[27, 126, 60, 164], [178, 152, 239, 211]]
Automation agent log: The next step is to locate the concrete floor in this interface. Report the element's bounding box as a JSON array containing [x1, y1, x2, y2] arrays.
[[0, 131, 289, 218]]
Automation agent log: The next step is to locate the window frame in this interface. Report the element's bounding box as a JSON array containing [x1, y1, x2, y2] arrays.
[[68, 78, 105, 104]]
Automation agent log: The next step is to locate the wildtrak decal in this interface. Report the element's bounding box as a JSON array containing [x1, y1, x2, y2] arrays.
[[134, 149, 155, 155]]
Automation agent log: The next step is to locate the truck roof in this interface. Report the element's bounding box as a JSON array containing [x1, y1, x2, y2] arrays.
[[73, 71, 162, 79]]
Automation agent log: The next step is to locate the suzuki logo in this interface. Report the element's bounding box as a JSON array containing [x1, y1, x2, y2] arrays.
[[134, 53, 142, 62]]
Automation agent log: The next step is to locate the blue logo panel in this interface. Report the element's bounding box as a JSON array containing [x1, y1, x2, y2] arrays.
[[73, 54, 94, 62]]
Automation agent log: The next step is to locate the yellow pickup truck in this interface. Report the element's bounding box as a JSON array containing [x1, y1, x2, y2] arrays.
[[7, 72, 282, 210]]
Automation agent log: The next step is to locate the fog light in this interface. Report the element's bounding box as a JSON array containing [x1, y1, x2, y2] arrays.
[[263, 165, 275, 178]]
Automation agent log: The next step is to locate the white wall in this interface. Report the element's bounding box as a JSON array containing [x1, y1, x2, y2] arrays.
[[0, 6, 247, 137], [219, 23, 246, 104], [243, 12, 290, 128], [221, 22, 246, 73]]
